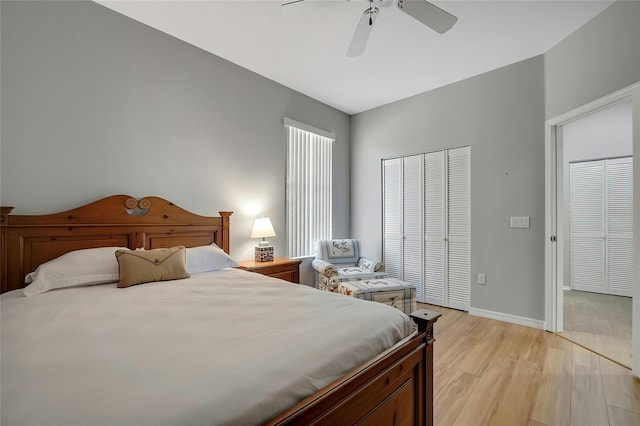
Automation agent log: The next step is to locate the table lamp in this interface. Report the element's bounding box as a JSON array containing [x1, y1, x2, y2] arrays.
[[251, 217, 276, 262]]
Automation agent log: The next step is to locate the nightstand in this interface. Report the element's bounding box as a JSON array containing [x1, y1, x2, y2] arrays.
[[237, 257, 302, 284]]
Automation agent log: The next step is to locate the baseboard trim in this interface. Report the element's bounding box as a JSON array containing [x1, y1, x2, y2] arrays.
[[563, 286, 571, 291], [468, 307, 545, 330]]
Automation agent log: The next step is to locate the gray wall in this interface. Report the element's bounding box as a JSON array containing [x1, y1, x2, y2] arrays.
[[546, 0, 639, 373], [351, 56, 546, 320], [545, 0, 640, 119], [0, 0, 351, 285], [561, 99, 633, 288], [351, 0, 640, 322]]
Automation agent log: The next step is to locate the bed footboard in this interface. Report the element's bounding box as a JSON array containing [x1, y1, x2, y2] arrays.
[[267, 309, 441, 426]]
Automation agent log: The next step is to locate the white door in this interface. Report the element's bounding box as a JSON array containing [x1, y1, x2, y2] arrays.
[[570, 160, 605, 293], [570, 157, 633, 296], [446, 147, 471, 310], [606, 157, 633, 296], [423, 151, 446, 305], [402, 155, 424, 299], [421, 146, 471, 309], [383, 158, 402, 279]]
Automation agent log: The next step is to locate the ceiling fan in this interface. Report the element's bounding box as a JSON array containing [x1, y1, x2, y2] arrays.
[[281, 0, 458, 57]]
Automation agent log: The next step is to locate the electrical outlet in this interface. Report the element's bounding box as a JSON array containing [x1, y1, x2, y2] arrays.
[[478, 273, 486, 285]]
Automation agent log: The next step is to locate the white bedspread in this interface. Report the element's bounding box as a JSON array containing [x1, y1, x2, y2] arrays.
[[1, 269, 412, 425]]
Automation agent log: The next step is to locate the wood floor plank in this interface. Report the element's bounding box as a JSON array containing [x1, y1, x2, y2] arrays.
[[428, 305, 465, 334], [517, 327, 547, 365], [607, 405, 640, 426], [562, 290, 632, 367], [490, 359, 542, 426], [560, 330, 632, 368], [417, 303, 640, 426], [451, 357, 515, 426], [547, 329, 579, 352], [432, 311, 500, 383], [570, 345, 609, 426], [433, 370, 478, 426], [455, 323, 504, 377], [530, 346, 572, 426], [492, 324, 536, 363], [599, 357, 640, 415], [434, 335, 477, 391]]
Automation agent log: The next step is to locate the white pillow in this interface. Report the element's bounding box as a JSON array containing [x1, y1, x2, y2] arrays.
[[186, 243, 238, 274], [23, 247, 129, 297]]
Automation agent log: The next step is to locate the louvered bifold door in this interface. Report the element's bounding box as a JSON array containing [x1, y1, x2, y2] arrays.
[[383, 158, 403, 279], [423, 151, 446, 305], [446, 147, 470, 310], [570, 160, 605, 293], [402, 155, 424, 299], [606, 157, 633, 297]]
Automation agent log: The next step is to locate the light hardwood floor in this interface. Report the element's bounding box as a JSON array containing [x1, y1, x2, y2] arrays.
[[560, 290, 632, 368], [421, 303, 640, 426]]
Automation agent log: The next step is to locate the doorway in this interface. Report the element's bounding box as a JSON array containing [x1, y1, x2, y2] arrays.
[[544, 83, 640, 376], [557, 102, 633, 367]]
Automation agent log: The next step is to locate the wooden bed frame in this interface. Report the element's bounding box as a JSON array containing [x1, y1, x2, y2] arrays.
[[0, 195, 440, 425]]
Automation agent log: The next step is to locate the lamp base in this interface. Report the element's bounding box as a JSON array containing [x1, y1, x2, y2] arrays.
[[255, 246, 274, 262]]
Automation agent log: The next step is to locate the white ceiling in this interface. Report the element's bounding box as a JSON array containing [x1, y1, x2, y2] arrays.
[[96, 0, 615, 114]]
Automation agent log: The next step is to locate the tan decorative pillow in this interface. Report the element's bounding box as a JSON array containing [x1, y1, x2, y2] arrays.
[[115, 246, 190, 288]]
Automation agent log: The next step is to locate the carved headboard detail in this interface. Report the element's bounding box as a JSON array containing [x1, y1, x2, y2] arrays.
[[0, 195, 232, 293]]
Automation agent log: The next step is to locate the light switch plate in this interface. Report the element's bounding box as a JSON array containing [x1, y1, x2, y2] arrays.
[[478, 273, 486, 285], [510, 216, 530, 228]]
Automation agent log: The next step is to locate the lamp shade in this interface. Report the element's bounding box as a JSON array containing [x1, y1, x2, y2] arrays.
[[251, 217, 276, 239]]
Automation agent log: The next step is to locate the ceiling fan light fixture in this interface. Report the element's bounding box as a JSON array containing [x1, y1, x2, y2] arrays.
[[396, 0, 457, 34], [281, 0, 458, 57], [347, 6, 379, 57]]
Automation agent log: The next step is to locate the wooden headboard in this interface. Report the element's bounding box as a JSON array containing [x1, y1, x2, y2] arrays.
[[0, 195, 232, 294]]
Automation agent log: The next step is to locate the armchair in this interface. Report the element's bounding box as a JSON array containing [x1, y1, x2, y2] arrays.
[[312, 239, 386, 292]]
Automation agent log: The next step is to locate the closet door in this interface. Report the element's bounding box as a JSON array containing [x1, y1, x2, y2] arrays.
[[384, 148, 471, 310], [446, 147, 471, 310], [383, 158, 403, 279], [570, 160, 606, 293], [606, 157, 633, 297], [402, 155, 424, 299], [423, 151, 446, 305]]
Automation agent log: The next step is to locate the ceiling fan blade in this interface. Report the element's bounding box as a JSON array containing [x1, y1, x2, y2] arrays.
[[380, 0, 394, 7], [396, 0, 457, 34], [281, 0, 338, 17], [347, 7, 379, 57]]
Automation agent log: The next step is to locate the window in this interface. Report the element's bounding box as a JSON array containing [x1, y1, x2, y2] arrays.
[[285, 118, 334, 258]]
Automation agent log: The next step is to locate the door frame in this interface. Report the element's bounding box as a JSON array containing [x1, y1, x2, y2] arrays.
[[544, 81, 640, 375]]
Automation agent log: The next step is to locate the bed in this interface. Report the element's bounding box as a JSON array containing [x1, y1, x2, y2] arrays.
[[0, 195, 440, 425]]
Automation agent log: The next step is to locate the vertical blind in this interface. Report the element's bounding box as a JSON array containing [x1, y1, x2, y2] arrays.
[[285, 120, 333, 258]]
